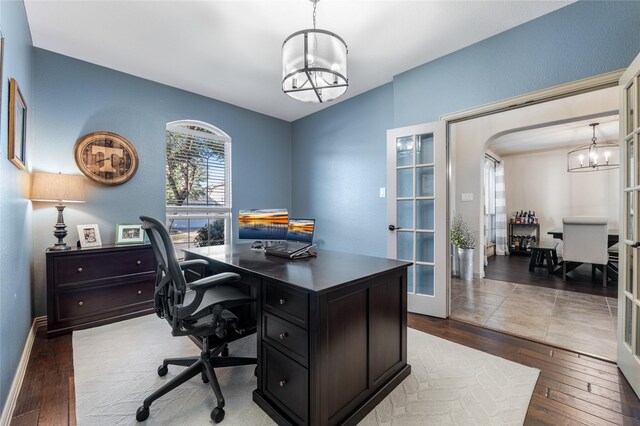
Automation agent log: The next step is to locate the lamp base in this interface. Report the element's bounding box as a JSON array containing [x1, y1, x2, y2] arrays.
[[50, 204, 71, 251], [48, 243, 72, 251]]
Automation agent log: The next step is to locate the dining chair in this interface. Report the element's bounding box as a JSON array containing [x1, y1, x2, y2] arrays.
[[562, 216, 609, 287]]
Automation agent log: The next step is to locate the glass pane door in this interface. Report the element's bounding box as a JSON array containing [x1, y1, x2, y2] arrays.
[[387, 123, 446, 318], [618, 53, 640, 398]]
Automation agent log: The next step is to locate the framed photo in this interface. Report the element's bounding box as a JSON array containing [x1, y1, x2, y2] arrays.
[[77, 224, 102, 248], [115, 223, 145, 245], [8, 78, 26, 170]]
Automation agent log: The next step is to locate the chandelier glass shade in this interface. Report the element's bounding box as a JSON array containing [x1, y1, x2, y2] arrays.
[[567, 123, 619, 172], [282, 1, 348, 103]]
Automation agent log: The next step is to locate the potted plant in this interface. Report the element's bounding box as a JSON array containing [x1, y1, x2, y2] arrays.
[[451, 215, 477, 281]]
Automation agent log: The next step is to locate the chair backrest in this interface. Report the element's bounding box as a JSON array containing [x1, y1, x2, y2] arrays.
[[562, 216, 608, 264], [140, 215, 188, 330]]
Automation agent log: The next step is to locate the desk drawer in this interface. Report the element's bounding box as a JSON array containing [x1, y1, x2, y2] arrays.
[[55, 249, 155, 285], [263, 344, 308, 423], [264, 313, 308, 366], [264, 280, 308, 328], [56, 278, 154, 322]]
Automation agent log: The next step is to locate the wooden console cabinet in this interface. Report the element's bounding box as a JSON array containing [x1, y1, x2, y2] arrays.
[[46, 244, 156, 338]]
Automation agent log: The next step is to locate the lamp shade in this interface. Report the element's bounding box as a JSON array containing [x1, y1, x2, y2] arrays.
[[31, 172, 86, 202], [282, 29, 348, 103]]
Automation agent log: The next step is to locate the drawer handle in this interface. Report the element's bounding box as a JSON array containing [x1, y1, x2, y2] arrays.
[[78, 301, 84, 306], [279, 379, 287, 387], [137, 290, 142, 295], [77, 267, 83, 273], [136, 260, 142, 265], [279, 332, 288, 340], [278, 298, 287, 305]]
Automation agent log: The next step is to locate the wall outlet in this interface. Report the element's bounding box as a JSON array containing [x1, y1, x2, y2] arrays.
[[379, 187, 386, 198], [461, 193, 473, 202]]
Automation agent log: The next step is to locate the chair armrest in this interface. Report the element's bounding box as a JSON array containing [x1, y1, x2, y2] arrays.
[[178, 273, 245, 320], [189, 272, 240, 291], [178, 259, 209, 270]]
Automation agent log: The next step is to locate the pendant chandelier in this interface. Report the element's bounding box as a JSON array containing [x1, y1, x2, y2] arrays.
[[282, 0, 348, 103], [567, 122, 619, 172]]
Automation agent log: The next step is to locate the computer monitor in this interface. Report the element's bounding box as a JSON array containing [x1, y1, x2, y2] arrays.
[[238, 209, 289, 241], [287, 219, 315, 244]]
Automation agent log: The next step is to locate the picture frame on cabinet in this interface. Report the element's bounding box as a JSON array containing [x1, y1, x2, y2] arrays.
[[78, 224, 102, 248], [115, 223, 145, 245], [8, 78, 27, 170]]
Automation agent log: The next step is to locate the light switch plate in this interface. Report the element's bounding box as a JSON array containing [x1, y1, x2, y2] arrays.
[[461, 193, 473, 202], [379, 187, 386, 198]]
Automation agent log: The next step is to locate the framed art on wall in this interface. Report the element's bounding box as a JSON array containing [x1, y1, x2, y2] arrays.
[[77, 224, 102, 248], [115, 223, 145, 245], [8, 78, 27, 170]]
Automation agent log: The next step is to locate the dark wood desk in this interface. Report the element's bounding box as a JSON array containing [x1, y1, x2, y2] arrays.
[[547, 228, 619, 247], [183, 244, 411, 426]]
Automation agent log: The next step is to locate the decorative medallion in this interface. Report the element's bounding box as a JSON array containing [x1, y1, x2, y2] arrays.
[[74, 132, 139, 185]]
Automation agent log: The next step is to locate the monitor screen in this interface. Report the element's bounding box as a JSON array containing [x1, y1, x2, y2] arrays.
[[238, 209, 289, 241], [287, 219, 315, 244]]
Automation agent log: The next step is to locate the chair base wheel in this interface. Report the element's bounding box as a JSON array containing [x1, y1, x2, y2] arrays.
[[157, 365, 168, 376], [202, 371, 209, 383], [211, 407, 225, 423], [136, 406, 149, 422], [221, 347, 229, 357]]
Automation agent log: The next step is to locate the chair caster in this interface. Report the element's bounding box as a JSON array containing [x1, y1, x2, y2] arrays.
[[157, 365, 168, 376], [202, 371, 209, 383], [221, 347, 229, 357], [136, 406, 150, 422], [254, 366, 258, 377], [211, 407, 225, 423]]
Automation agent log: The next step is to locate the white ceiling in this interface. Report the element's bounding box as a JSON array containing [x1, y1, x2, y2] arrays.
[[490, 115, 620, 157], [24, 1, 572, 122]]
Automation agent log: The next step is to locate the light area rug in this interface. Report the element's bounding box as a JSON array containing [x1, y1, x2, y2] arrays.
[[73, 315, 539, 425]]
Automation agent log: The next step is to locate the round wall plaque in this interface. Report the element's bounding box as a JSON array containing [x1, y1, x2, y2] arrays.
[[74, 132, 139, 185]]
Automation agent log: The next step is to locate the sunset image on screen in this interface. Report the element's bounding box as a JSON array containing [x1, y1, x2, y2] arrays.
[[287, 219, 314, 243], [238, 209, 289, 240]]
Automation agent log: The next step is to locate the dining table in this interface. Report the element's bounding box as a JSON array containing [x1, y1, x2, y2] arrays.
[[546, 228, 619, 248], [546, 228, 620, 278]]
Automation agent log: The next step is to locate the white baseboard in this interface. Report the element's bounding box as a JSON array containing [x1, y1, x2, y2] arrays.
[[0, 316, 46, 426]]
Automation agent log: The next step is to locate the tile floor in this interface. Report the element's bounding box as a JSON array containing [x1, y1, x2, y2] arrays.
[[450, 278, 618, 360]]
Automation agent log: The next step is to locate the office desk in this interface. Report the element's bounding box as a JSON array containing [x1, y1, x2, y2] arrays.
[[183, 244, 411, 425]]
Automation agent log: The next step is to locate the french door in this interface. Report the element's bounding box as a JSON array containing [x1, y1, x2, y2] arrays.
[[619, 53, 640, 398], [386, 122, 447, 318]]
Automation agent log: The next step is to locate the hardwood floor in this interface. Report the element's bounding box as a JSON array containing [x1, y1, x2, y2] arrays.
[[485, 254, 617, 298], [10, 317, 640, 425]]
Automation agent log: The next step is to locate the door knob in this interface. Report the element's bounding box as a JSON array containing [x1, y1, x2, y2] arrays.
[[388, 225, 402, 231], [631, 242, 640, 248]]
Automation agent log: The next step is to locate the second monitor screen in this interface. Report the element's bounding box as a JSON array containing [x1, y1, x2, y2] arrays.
[[287, 219, 315, 244]]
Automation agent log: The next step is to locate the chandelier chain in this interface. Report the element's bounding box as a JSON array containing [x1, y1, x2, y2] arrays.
[[312, 0, 317, 29]]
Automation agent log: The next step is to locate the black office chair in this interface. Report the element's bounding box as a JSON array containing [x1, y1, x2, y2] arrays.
[[136, 216, 256, 423]]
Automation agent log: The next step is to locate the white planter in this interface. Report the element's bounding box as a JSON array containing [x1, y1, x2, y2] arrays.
[[457, 247, 474, 281]]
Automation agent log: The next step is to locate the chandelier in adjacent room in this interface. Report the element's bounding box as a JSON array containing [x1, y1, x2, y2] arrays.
[[282, 0, 348, 103], [567, 122, 619, 172]]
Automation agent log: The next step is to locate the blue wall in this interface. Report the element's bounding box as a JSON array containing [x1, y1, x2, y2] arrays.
[[393, 1, 640, 127], [292, 1, 640, 258], [30, 49, 292, 316], [0, 0, 33, 412], [291, 84, 393, 257]]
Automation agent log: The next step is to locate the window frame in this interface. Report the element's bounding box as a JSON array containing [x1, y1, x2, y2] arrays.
[[165, 120, 233, 248]]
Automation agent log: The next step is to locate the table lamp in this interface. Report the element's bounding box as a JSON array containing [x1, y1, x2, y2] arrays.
[[31, 172, 86, 251]]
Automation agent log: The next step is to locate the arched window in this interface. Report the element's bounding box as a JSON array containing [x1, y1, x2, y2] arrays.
[[166, 120, 232, 252]]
